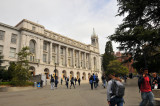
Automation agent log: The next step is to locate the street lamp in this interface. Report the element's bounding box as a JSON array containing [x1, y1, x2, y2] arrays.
[[54, 62, 57, 86]]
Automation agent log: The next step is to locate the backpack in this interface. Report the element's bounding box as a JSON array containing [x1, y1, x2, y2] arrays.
[[111, 80, 125, 98], [89, 80, 93, 84], [51, 78, 54, 82]]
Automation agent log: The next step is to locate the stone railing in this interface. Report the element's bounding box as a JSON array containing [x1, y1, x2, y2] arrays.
[[152, 89, 160, 105]]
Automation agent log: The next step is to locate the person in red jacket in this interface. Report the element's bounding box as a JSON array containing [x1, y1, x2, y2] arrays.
[[138, 68, 155, 106]]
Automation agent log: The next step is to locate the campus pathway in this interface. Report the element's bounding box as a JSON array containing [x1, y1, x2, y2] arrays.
[[0, 78, 141, 106]]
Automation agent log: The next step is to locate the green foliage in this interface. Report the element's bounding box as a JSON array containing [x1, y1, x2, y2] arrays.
[[106, 60, 128, 76], [0, 81, 33, 86], [102, 41, 115, 72], [109, 0, 160, 73], [0, 82, 11, 85], [0, 55, 7, 80], [10, 46, 31, 86]]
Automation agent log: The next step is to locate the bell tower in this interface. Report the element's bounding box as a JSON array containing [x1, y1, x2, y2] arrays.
[[91, 28, 99, 48]]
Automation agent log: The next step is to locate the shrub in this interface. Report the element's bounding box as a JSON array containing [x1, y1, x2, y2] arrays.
[[0, 82, 11, 85]]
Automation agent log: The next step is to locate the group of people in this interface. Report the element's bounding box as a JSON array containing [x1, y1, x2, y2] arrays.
[[49, 69, 160, 106], [89, 73, 99, 90], [138, 69, 160, 106], [50, 76, 81, 90], [105, 68, 160, 106]]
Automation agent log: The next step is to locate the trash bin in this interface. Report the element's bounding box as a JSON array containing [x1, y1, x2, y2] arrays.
[[37, 82, 40, 87], [34, 82, 37, 87]]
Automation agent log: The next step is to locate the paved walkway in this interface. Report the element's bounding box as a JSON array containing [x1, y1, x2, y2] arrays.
[[0, 78, 141, 106]]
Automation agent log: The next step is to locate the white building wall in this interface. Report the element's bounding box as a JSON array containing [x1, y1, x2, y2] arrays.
[[0, 19, 102, 83]]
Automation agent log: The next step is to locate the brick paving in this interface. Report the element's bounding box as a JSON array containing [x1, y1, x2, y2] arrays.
[[0, 78, 141, 106]]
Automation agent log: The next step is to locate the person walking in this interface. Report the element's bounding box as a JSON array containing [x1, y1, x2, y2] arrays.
[[40, 79, 43, 88], [74, 77, 77, 85], [152, 72, 160, 89], [89, 75, 93, 90], [65, 77, 69, 89], [138, 68, 155, 106], [78, 78, 81, 86], [93, 73, 97, 88], [70, 77, 75, 89], [102, 74, 106, 88], [61, 78, 63, 85], [50, 77, 54, 90], [55, 76, 58, 88], [107, 74, 125, 106]]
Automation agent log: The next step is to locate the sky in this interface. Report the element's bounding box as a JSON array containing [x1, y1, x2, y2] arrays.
[[0, 0, 123, 54]]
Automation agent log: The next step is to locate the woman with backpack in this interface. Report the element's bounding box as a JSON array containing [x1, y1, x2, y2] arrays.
[[89, 75, 93, 90], [107, 74, 125, 106]]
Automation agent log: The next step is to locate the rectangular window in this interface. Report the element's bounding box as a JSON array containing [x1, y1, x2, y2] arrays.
[[52, 45, 56, 53], [0, 45, 3, 55], [52, 56, 55, 64], [0, 30, 5, 40], [43, 42, 47, 51], [32, 26, 36, 31], [43, 54, 47, 62], [68, 59, 71, 66], [11, 34, 17, 44], [10, 48, 16, 58], [61, 48, 63, 54]]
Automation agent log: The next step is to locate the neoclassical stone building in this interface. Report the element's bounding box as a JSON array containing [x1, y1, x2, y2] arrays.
[[0, 19, 102, 82]]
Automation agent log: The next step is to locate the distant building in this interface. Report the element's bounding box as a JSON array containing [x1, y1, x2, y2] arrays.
[[115, 52, 134, 73], [0, 19, 102, 82]]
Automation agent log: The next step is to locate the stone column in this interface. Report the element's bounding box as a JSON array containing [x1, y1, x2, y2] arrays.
[[36, 38, 41, 62], [65, 47, 68, 67], [40, 39, 44, 64], [49, 42, 52, 65], [84, 53, 86, 69], [89, 53, 92, 71], [57, 44, 61, 66], [78, 51, 81, 68], [72, 49, 75, 68]]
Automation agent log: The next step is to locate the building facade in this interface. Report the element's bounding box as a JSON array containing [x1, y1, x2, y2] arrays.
[[0, 19, 102, 82]]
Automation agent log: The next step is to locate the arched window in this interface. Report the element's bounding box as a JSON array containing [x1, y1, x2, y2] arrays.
[[29, 40, 36, 62], [29, 40, 36, 53], [94, 57, 96, 70]]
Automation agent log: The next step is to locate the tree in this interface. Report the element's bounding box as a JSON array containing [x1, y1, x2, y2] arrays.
[[106, 60, 128, 76], [102, 41, 115, 72], [7, 62, 16, 81], [109, 0, 160, 73], [11, 47, 31, 86], [0, 55, 7, 81]]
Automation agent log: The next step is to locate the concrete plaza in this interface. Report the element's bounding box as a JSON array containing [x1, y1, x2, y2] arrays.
[[0, 78, 141, 106]]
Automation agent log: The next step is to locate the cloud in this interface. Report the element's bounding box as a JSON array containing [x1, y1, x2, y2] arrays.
[[0, 0, 123, 54]]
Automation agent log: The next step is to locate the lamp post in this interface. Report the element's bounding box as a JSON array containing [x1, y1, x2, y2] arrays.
[[54, 62, 57, 87]]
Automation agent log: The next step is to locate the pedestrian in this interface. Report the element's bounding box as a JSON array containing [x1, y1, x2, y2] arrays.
[[66, 77, 69, 89], [55, 76, 58, 88], [96, 76, 99, 87], [61, 78, 63, 85], [123, 75, 127, 83], [74, 77, 77, 85], [70, 77, 75, 89], [89, 75, 93, 90], [138, 68, 155, 106], [93, 73, 97, 88], [78, 78, 81, 86], [50, 77, 54, 90], [40, 79, 43, 88], [102, 74, 106, 88], [152, 72, 160, 89], [107, 74, 125, 106]]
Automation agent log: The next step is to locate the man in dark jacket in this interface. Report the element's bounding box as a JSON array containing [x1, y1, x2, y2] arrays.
[[152, 72, 160, 89], [138, 68, 154, 106]]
